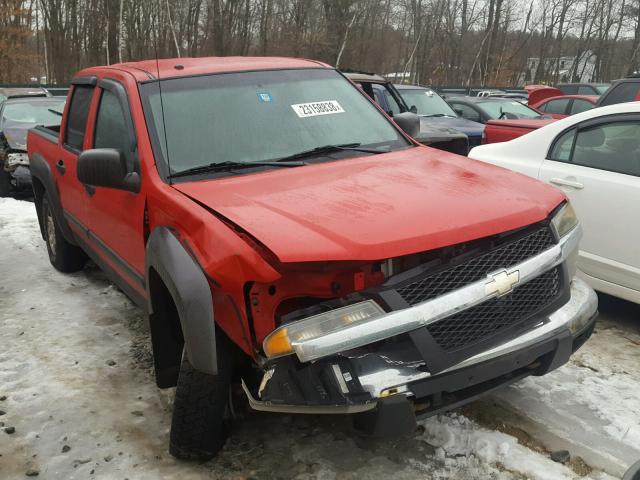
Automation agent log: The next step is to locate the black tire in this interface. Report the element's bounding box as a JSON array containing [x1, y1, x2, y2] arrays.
[[42, 194, 86, 272], [169, 338, 232, 461], [0, 165, 11, 197]]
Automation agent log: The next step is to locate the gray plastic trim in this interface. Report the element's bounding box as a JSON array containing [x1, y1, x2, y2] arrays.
[[146, 227, 218, 374]]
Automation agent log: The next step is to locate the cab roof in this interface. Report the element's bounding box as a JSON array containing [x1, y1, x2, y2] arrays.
[[76, 56, 331, 83]]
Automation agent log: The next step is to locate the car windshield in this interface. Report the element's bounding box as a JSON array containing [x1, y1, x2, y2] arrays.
[[141, 68, 410, 176], [399, 88, 457, 116], [477, 100, 540, 119], [595, 84, 611, 94], [1, 99, 66, 128]]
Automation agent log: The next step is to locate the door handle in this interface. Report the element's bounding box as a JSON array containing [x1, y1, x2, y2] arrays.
[[56, 159, 65, 175], [83, 184, 96, 196], [550, 177, 584, 190]]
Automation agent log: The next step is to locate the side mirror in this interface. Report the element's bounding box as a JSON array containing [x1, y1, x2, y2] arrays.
[[409, 105, 418, 114], [393, 112, 420, 138], [77, 148, 140, 193], [454, 108, 464, 116]]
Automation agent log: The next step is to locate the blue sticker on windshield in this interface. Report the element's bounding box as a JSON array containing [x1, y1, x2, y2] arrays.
[[257, 92, 272, 103]]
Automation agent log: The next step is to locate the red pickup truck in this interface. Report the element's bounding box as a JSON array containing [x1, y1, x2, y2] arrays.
[[27, 57, 597, 460]]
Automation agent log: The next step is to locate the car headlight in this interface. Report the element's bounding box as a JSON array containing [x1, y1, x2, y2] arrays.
[[263, 300, 385, 359], [5, 152, 29, 167], [551, 202, 578, 239]]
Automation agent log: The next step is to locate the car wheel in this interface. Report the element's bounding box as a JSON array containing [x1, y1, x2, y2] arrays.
[[0, 164, 11, 197], [42, 194, 86, 272], [169, 336, 232, 461]]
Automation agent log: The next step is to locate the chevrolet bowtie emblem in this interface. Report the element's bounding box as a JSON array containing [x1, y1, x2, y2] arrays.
[[485, 269, 520, 297]]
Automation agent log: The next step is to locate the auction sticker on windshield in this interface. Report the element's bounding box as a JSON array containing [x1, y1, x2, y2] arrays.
[[291, 100, 345, 118]]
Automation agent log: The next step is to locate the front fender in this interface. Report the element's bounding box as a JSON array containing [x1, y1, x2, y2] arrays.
[[146, 227, 218, 375]]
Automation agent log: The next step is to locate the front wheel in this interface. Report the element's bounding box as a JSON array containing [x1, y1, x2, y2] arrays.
[[169, 338, 232, 461], [42, 194, 85, 272]]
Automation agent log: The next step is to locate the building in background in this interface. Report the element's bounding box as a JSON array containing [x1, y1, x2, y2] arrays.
[[520, 51, 596, 85]]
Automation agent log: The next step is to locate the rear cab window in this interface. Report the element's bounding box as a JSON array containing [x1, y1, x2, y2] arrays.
[[64, 85, 94, 151]]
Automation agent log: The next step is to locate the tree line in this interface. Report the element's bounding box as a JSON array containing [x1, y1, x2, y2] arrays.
[[2, 0, 640, 87]]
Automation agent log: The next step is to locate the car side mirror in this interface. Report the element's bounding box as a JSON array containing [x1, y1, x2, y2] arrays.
[[77, 148, 140, 193], [409, 105, 418, 114], [393, 112, 420, 138], [454, 108, 464, 116]]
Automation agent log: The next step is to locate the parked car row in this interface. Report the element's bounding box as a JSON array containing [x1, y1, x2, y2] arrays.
[[26, 56, 600, 462]]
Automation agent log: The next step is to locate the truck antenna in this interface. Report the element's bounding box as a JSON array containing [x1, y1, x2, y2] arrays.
[[154, 1, 172, 184]]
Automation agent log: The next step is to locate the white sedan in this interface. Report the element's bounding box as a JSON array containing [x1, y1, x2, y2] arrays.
[[469, 102, 640, 304]]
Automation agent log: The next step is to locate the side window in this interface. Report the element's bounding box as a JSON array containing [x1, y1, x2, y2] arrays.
[[65, 85, 94, 150], [383, 91, 402, 116], [545, 98, 570, 114], [537, 102, 548, 112], [94, 89, 136, 170], [577, 86, 594, 95], [549, 128, 576, 162], [600, 83, 639, 106], [372, 88, 388, 112], [572, 121, 640, 176], [570, 99, 594, 115], [454, 104, 482, 122], [561, 85, 577, 95]]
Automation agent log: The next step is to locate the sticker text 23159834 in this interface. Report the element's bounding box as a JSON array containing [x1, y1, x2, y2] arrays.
[[291, 100, 345, 118]]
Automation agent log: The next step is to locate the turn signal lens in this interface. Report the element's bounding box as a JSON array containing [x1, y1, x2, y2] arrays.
[[263, 300, 385, 359], [551, 202, 579, 239], [263, 327, 292, 358]]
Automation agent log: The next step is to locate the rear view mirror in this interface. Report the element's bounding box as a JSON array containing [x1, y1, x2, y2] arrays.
[[409, 105, 418, 114], [393, 112, 420, 138], [77, 148, 140, 193]]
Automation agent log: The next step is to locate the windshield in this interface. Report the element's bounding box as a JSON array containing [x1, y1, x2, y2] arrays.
[[595, 84, 611, 94], [141, 68, 410, 176], [477, 100, 540, 119], [400, 88, 457, 116], [1, 99, 66, 128]]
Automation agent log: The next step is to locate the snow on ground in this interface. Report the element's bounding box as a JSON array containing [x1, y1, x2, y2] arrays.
[[0, 197, 634, 479]]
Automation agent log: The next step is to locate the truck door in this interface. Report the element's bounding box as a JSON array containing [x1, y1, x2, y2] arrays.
[[56, 79, 97, 235], [81, 77, 147, 299]]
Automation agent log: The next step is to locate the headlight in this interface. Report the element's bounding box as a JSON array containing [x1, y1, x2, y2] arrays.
[[551, 202, 578, 239], [263, 300, 385, 359], [6, 152, 29, 167]]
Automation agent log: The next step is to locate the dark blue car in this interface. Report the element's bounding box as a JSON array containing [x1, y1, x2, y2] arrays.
[[393, 84, 485, 150]]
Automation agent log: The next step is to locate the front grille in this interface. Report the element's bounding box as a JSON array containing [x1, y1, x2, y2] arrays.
[[396, 226, 556, 306], [427, 267, 561, 352]]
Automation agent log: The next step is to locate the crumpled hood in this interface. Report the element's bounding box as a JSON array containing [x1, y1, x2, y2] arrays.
[[1, 126, 29, 151], [173, 146, 565, 263], [420, 116, 485, 139]]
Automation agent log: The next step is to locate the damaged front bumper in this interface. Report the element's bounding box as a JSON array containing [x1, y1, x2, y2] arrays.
[[243, 277, 597, 425]]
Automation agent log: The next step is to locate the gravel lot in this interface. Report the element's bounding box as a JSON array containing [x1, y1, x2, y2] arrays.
[[1, 197, 638, 480]]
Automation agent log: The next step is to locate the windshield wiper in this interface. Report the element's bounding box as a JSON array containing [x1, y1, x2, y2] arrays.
[[168, 160, 306, 179], [274, 143, 388, 163], [48, 108, 64, 116], [422, 113, 446, 118]]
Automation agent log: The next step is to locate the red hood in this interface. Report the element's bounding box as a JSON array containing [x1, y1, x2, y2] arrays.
[[486, 118, 556, 129], [173, 147, 565, 263]]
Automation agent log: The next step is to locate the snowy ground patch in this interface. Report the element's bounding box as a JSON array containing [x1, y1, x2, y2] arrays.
[[0, 198, 636, 479]]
